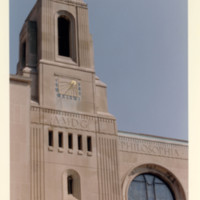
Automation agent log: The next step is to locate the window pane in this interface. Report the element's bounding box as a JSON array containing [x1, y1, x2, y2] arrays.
[[155, 184, 174, 200], [154, 177, 163, 184], [134, 175, 145, 182], [144, 174, 154, 185], [146, 184, 155, 200], [128, 180, 147, 200], [128, 174, 174, 200]]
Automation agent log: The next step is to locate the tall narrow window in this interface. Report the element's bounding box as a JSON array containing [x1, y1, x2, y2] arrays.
[[48, 131, 53, 147], [58, 16, 70, 57], [68, 134, 73, 149], [58, 132, 63, 148], [22, 41, 26, 67], [87, 136, 92, 152], [67, 176, 73, 194], [78, 135, 82, 150]]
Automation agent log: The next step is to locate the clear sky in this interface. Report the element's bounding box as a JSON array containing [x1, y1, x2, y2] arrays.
[[10, 0, 188, 140]]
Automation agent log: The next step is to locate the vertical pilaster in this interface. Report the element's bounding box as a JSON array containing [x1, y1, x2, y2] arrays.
[[31, 125, 45, 200], [97, 135, 121, 200], [77, 6, 93, 68], [41, 0, 53, 61]]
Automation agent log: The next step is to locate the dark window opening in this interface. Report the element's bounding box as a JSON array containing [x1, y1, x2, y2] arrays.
[[67, 176, 73, 194], [87, 136, 92, 152], [27, 21, 37, 66], [78, 135, 82, 150], [68, 134, 73, 149], [22, 42, 26, 67], [58, 17, 70, 57], [48, 131, 53, 147], [58, 132, 63, 148]]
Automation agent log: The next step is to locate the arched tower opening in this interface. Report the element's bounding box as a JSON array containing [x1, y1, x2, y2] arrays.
[[58, 16, 70, 57], [56, 11, 76, 62]]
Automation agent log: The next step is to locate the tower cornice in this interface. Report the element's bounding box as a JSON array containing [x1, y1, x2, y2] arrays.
[[50, 0, 87, 8]]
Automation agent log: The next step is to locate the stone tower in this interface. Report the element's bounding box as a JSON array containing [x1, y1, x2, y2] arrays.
[[12, 0, 121, 200]]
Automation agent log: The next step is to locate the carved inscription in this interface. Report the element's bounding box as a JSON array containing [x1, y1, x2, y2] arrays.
[[30, 106, 96, 131], [130, 164, 177, 185], [50, 115, 89, 129], [119, 136, 188, 160], [31, 106, 117, 133]]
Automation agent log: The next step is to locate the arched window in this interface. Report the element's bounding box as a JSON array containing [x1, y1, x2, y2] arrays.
[[58, 16, 70, 57], [63, 169, 80, 200], [67, 176, 73, 194], [128, 173, 175, 200]]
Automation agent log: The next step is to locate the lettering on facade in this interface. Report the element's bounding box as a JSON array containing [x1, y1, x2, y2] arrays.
[[119, 137, 187, 159], [50, 115, 89, 129], [31, 106, 115, 132]]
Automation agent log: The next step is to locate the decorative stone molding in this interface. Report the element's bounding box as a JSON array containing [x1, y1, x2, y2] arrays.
[[30, 105, 116, 134], [30, 125, 44, 200], [51, 0, 87, 8], [122, 164, 186, 200], [118, 136, 188, 160], [97, 136, 121, 200]]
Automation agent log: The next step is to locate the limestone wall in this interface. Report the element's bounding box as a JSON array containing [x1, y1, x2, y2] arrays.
[[118, 132, 188, 200], [10, 76, 31, 200]]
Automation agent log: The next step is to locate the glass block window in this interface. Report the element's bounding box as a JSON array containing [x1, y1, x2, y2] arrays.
[[128, 173, 174, 200]]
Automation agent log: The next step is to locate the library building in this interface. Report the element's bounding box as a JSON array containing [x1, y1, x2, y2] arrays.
[[10, 0, 188, 200]]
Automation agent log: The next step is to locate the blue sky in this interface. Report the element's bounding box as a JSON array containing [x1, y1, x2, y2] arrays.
[[10, 0, 188, 140]]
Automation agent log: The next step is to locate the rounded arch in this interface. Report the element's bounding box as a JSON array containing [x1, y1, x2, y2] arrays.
[[57, 10, 75, 21], [55, 10, 77, 62], [62, 169, 81, 200], [122, 163, 186, 200]]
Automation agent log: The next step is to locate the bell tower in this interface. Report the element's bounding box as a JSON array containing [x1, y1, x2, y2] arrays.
[[15, 0, 121, 200], [17, 0, 95, 108]]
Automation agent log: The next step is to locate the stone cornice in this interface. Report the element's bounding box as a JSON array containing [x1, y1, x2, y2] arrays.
[[10, 75, 31, 84], [40, 59, 95, 74], [51, 0, 87, 8]]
